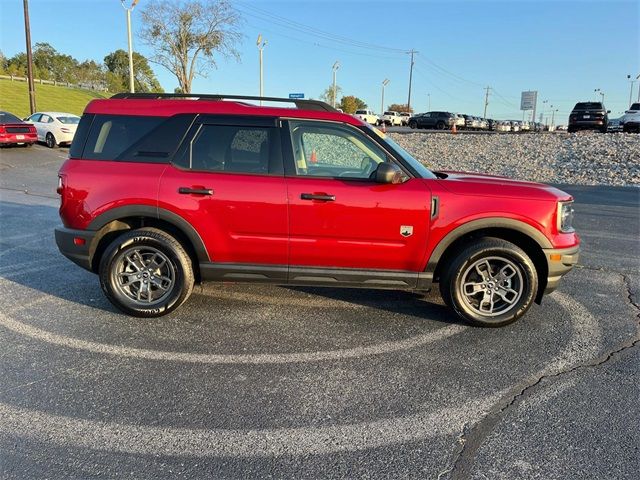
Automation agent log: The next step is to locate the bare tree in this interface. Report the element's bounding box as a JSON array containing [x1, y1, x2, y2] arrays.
[[139, 0, 242, 93]]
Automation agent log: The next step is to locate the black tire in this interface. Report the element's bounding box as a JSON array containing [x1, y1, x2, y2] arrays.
[[46, 132, 57, 148], [436, 121, 445, 130], [99, 228, 195, 317], [409, 120, 417, 129], [567, 126, 575, 133], [439, 237, 538, 327]]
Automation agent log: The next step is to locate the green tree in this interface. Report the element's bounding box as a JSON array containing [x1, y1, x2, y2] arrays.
[[387, 103, 413, 113], [319, 84, 342, 107], [33, 43, 78, 82], [76, 60, 105, 89], [139, 0, 242, 94], [6, 52, 27, 77], [104, 49, 163, 93], [339, 95, 367, 114]]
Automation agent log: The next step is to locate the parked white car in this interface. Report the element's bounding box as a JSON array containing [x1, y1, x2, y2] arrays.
[[25, 111, 80, 148], [454, 113, 466, 129], [620, 102, 640, 132], [354, 109, 379, 125], [399, 112, 412, 126], [496, 121, 511, 132], [382, 111, 403, 126]]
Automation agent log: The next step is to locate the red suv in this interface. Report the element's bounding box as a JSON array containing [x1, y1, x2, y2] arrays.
[[55, 93, 579, 327]]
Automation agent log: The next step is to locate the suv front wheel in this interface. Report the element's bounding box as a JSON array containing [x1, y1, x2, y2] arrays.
[[440, 238, 538, 327], [99, 228, 195, 317]]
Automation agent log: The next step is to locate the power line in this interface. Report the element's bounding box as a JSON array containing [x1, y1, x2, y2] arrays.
[[236, 2, 409, 54]]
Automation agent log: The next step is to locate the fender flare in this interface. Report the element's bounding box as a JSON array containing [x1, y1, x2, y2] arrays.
[[87, 205, 209, 262], [425, 217, 552, 274]]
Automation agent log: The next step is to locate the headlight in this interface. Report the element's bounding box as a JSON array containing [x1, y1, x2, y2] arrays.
[[558, 201, 575, 233]]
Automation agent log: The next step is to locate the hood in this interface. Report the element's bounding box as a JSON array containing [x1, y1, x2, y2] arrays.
[[435, 171, 572, 202]]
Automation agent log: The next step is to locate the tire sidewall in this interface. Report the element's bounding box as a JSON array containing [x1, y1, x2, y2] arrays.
[[99, 231, 190, 317], [46, 133, 57, 148], [448, 242, 538, 327]]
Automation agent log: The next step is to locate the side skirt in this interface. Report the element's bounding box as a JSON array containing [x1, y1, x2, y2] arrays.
[[199, 263, 433, 291]]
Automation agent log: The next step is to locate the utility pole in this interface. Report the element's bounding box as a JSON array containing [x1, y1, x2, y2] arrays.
[[257, 34, 267, 105], [427, 93, 431, 111], [483, 86, 491, 118], [637, 74, 640, 102], [551, 108, 558, 127], [22, 0, 36, 114], [381, 79, 390, 117], [627, 75, 636, 107], [120, 0, 139, 93], [542, 99, 548, 126], [407, 49, 417, 111], [332, 61, 340, 108]]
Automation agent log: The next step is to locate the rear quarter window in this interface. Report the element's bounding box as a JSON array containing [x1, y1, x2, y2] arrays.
[[78, 114, 196, 162]]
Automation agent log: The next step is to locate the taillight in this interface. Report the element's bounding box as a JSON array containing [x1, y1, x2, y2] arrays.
[[0, 126, 5, 134]]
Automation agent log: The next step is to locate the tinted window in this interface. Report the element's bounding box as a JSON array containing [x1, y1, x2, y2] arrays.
[[186, 124, 275, 175], [629, 103, 640, 110], [28, 113, 42, 122], [289, 120, 386, 179], [355, 110, 366, 115], [0, 112, 22, 123], [573, 102, 603, 110], [82, 115, 163, 161], [57, 116, 80, 124]]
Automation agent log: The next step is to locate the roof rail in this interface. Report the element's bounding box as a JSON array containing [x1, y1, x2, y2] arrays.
[[109, 93, 339, 113]]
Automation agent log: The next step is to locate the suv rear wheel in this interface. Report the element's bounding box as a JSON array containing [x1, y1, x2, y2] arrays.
[[99, 228, 195, 317], [440, 238, 538, 327], [409, 120, 417, 129]]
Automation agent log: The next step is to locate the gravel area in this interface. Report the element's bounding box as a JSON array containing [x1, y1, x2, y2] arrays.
[[391, 132, 640, 186]]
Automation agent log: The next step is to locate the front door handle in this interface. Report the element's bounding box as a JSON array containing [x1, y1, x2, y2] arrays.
[[178, 187, 213, 196], [301, 193, 335, 202]]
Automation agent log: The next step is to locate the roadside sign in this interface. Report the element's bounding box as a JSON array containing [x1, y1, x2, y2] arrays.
[[521, 91, 537, 110], [289, 93, 305, 99]]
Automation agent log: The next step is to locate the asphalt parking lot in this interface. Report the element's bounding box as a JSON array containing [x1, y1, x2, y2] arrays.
[[0, 145, 638, 479]]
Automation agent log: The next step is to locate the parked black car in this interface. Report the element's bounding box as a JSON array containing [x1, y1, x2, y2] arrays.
[[408, 111, 456, 130], [568, 102, 609, 133]]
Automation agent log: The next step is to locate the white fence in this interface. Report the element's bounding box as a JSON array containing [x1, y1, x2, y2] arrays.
[[0, 74, 107, 92]]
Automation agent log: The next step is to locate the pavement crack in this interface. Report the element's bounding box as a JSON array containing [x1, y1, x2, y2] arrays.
[[442, 272, 640, 480]]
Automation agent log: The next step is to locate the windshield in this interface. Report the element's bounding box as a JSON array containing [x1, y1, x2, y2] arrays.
[[0, 112, 22, 123], [57, 116, 80, 124], [573, 102, 602, 111], [364, 126, 436, 179]]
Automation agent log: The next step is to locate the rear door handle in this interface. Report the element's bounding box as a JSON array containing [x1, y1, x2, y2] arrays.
[[178, 187, 213, 196], [301, 193, 335, 202]]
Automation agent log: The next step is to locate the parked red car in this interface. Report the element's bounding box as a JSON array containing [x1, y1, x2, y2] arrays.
[[0, 111, 37, 147], [55, 94, 579, 327]]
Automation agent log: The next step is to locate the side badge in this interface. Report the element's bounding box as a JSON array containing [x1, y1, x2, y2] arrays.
[[400, 225, 413, 237]]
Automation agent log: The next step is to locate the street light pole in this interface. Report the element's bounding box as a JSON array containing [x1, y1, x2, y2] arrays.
[[22, 0, 36, 114], [636, 74, 640, 102], [257, 34, 267, 105], [381, 79, 390, 118], [427, 93, 431, 111], [627, 75, 636, 107], [551, 108, 558, 127], [542, 100, 548, 126], [120, 0, 139, 93], [332, 61, 340, 108]]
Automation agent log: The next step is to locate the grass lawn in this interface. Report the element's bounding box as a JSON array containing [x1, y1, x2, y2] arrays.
[[0, 79, 109, 118]]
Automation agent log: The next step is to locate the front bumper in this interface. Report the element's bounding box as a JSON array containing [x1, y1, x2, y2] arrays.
[[55, 227, 97, 272], [543, 244, 580, 294]]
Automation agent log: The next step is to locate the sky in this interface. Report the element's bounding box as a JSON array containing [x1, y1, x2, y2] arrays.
[[1, 0, 639, 121]]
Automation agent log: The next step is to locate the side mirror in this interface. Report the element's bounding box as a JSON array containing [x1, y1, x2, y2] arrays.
[[607, 110, 611, 114], [375, 162, 404, 184]]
